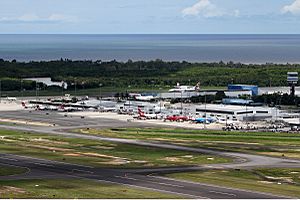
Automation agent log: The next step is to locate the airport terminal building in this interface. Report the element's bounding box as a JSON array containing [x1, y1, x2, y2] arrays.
[[193, 104, 276, 122]]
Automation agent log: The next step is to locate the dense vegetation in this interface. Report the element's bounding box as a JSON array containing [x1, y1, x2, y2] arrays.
[[0, 59, 299, 91]]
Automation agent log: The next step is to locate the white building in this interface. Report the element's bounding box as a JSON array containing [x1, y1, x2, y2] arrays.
[[192, 104, 277, 121]]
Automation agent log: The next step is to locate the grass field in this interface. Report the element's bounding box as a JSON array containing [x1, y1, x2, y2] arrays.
[[80, 128, 300, 159], [167, 168, 300, 198], [0, 166, 28, 176], [0, 129, 230, 168], [0, 179, 182, 199]]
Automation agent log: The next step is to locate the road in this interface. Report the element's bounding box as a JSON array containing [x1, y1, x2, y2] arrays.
[[0, 110, 300, 198]]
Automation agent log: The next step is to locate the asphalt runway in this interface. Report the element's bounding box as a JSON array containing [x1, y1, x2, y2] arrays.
[[0, 153, 285, 199], [0, 110, 300, 198]]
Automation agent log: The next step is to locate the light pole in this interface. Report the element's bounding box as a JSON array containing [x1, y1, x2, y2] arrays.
[[159, 88, 162, 114], [21, 79, 23, 101], [204, 92, 207, 130], [180, 91, 183, 115], [61, 82, 65, 98], [99, 83, 103, 107], [35, 81, 38, 102], [74, 78, 77, 97], [246, 104, 248, 129], [0, 80, 2, 103]]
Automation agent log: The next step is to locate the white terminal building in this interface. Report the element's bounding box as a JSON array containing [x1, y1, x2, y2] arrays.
[[190, 104, 278, 122]]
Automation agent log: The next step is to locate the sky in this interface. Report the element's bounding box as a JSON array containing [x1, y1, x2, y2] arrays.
[[1, 0, 300, 34]]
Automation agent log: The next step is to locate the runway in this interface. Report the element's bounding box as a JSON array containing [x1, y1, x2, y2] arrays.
[[0, 110, 300, 198], [0, 153, 285, 199]]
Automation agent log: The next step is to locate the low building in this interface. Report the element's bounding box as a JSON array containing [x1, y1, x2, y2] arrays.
[[193, 104, 276, 121], [222, 98, 254, 105], [228, 84, 258, 96]]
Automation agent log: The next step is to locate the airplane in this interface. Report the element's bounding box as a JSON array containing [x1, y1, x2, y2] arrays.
[[191, 117, 217, 124], [6, 97, 17, 102], [99, 106, 117, 112], [169, 82, 200, 93], [136, 108, 157, 119], [47, 105, 59, 111], [164, 115, 189, 122], [21, 101, 37, 109], [36, 105, 47, 111], [135, 95, 155, 101], [58, 105, 84, 112], [217, 118, 240, 125]]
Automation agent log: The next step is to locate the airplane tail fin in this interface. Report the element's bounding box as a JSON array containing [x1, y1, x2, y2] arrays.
[[138, 108, 145, 116], [21, 101, 26, 107]]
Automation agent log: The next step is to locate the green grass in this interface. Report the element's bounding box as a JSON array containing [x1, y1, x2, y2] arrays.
[[0, 179, 183, 199], [0, 129, 229, 168], [0, 166, 28, 176], [167, 168, 300, 198], [80, 128, 300, 159]]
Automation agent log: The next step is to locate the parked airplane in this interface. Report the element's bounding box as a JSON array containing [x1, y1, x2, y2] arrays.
[[217, 118, 240, 125], [191, 117, 217, 124], [99, 106, 117, 112], [58, 105, 83, 112], [136, 108, 157, 119], [135, 95, 155, 101], [6, 97, 17, 102], [21, 101, 37, 109], [169, 82, 200, 93], [164, 115, 189, 122], [37, 105, 58, 111]]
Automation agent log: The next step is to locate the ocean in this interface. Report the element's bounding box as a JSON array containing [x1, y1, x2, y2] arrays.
[[0, 34, 300, 63]]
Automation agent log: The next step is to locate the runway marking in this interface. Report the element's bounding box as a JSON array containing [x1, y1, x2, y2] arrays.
[[209, 190, 236, 197], [114, 175, 138, 181], [152, 181, 184, 188], [72, 169, 94, 174], [0, 157, 18, 162], [115, 175, 184, 188], [4, 153, 94, 169], [33, 162, 54, 167], [155, 175, 287, 198], [91, 178, 206, 199]]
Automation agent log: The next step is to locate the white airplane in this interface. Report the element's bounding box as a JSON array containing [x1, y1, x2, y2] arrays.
[[169, 82, 200, 93], [217, 117, 240, 125], [21, 101, 37, 109], [58, 105, 84, 112], [6, 97, 17, 102], [36, 105, 46, 110], [135, 95, 155, 101], [99, 106, 117, 112], [136, 108, 158, 119]]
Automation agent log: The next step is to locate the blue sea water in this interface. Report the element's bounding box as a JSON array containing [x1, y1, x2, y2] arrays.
[[0, 34, 300, 63]]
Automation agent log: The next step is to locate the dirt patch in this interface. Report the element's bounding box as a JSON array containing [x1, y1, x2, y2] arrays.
[[98, 158, 130, 165], [258, 181, 273, 184], [151, 138, 189, 143], [132, 160, 147, 164], [79, 152, 119, 159], [258, 152, 300, 159], [0, 136, 15, 142], [0, 118, 53, 127], [265, 176, 294, 184], [64, 153, 82, 157], [90, 145, 115, 150], [0, 186, 26, 195], [30, 138, 69, 145], [23, 144, 72, 152], [160, 157, 184, 162], [181, 155, 194, 158]]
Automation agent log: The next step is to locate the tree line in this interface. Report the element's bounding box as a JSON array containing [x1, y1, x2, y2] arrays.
[[0, 59, 299, 91]]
